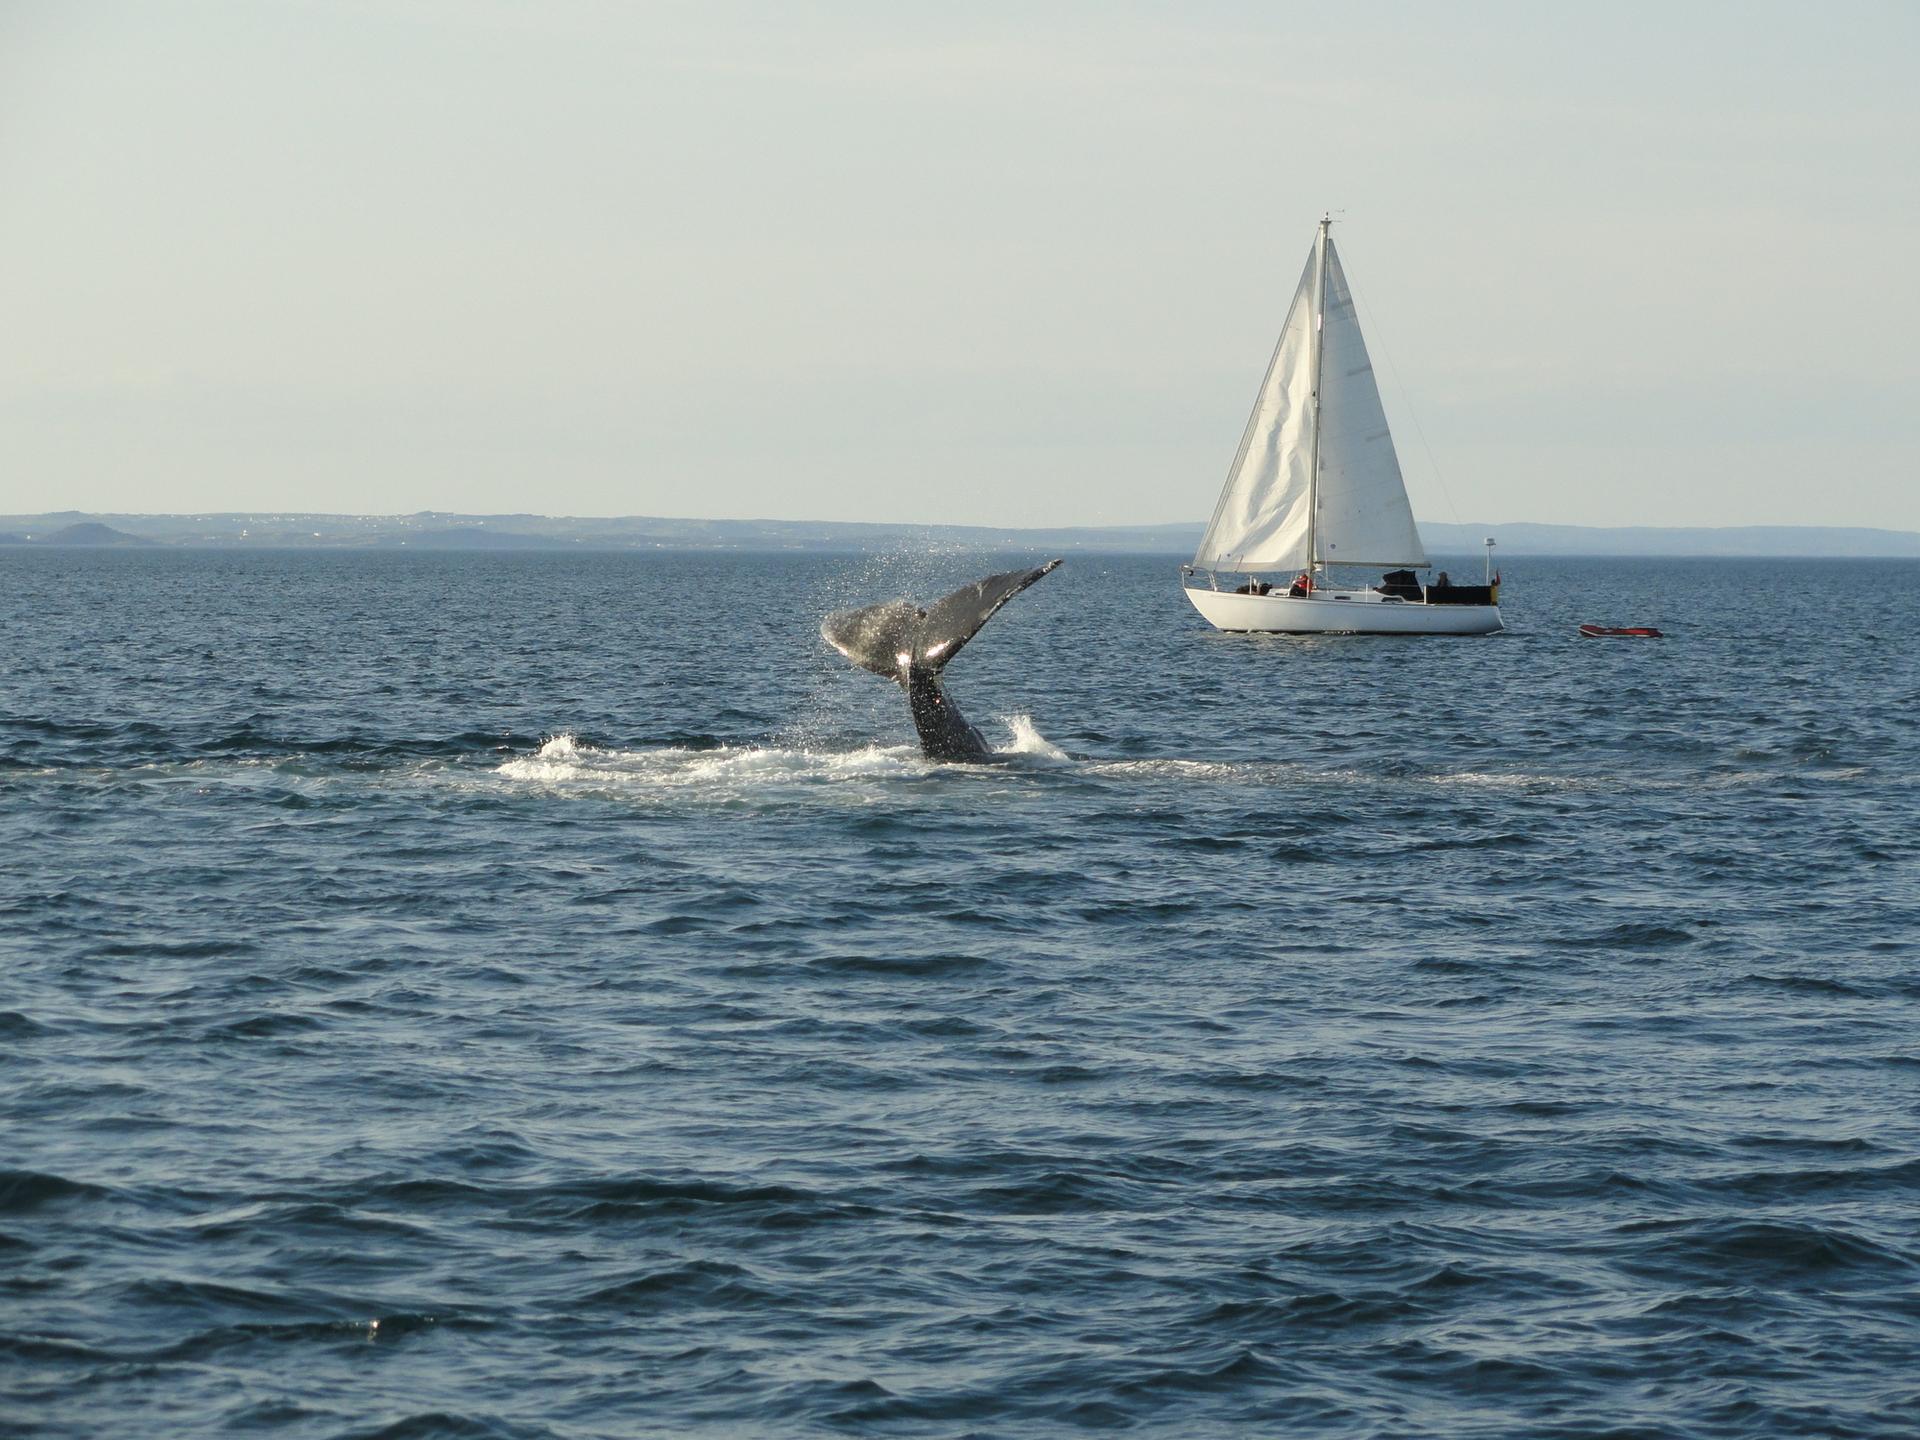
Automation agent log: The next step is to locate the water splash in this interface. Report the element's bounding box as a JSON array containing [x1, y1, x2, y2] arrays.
[[999, 714, 1069, 763]]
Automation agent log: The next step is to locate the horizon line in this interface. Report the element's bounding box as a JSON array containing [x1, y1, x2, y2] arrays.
[[9, 509, 1920, 538]]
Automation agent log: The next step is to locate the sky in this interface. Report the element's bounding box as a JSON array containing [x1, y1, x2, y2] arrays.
[[2, 0, 1916, 529]]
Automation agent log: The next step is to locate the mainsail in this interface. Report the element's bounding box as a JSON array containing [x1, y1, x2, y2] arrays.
[[1193, 226, 1428, 572]]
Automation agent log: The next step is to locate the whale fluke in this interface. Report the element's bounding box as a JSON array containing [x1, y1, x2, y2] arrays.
[[820, 598, 923, 680], [822, 560, 1062, 761]]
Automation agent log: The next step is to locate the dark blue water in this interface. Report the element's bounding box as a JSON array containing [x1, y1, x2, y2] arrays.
[[4, 549, 1918, 1439]]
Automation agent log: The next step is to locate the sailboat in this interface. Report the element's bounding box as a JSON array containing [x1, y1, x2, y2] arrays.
[[1182, 216, 1502, 635]]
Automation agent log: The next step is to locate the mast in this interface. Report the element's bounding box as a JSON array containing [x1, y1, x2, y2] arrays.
[[1306, 212, 1329, 576]]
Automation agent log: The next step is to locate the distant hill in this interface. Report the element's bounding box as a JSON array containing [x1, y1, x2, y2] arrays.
[[0, 510, 1207, 554], [380, 527, 577, 550], [1, 511, 1915, 558], [28, 522, 155, 547], [1419, 522, 1920, 558]]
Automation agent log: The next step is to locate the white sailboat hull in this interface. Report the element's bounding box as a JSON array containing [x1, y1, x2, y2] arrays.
[[1184, 585, 1502, 635]]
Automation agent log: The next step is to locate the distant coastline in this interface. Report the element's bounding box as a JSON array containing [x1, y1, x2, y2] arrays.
[[4, 511, 1918, 558]]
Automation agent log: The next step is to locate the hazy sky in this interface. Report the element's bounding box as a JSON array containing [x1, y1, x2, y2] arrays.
[[3, 1, 1915, 528]]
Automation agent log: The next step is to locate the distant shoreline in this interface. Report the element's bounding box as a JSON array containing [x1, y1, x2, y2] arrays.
[[4, 512, 1918, 559]]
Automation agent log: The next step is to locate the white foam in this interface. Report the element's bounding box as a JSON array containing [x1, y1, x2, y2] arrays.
[[1083, 757, 1276, 784], [489, 730, 1815, 804], [492, 734, 938, 802], [491, 716, 1084, 801], [1430, 769, 1601, 792]]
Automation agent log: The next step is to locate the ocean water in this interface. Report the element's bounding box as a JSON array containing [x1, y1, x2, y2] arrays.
[[3, 548, 1917, 1439]]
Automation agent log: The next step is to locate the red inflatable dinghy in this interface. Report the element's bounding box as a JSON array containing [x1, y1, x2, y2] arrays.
[[1579, 624, 1663, 638]]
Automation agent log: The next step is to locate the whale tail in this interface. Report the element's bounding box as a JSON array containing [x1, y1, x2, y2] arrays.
[[821, 560, 1063, 762], [822, 560, 1061, 683]]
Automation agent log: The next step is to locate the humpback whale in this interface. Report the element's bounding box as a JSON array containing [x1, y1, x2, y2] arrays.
[[821, 560, 1063, 762]]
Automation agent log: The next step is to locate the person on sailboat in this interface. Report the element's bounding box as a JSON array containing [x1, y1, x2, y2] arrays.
[[1287, 572, 1313, 598]]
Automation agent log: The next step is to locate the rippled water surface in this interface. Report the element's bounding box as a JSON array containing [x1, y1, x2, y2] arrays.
[[4, 549, 1918, 1438]]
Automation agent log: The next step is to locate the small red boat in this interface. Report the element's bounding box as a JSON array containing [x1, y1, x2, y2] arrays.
[[1579, 624, 1663, 638]]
